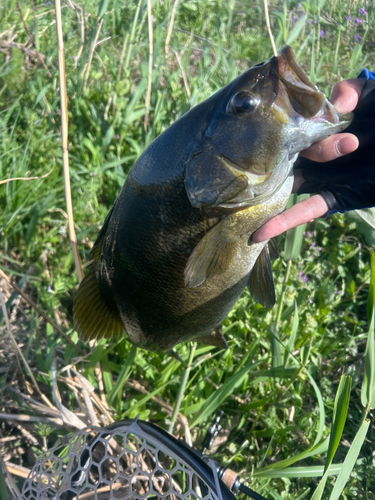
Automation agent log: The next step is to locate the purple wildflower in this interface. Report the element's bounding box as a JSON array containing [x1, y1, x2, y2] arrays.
[[319, 30, 324, 37], [305, 20, 309, 25], [292, 15, 297, 23], [303, 276, 308, 283], [345, 15, 351, 21], [353, 17, 362, 26], [47, 285, 52, 292], [311, 242, 316, 248], [116, 134, 120, 140], [298, 3, 302, 8], [355, 34, 361, 42], [359, 7, 367, 15], [337, 290, 342, 295], [313, 20, 317, 23], [318, 247, 322, 251], [93, 172, 97, 177], [298, 271, 302, 280]]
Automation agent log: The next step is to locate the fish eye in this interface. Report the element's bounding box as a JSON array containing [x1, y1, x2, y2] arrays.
[[228, 91, 259, 115]]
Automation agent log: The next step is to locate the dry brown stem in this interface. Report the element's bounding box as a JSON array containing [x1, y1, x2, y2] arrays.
[[144, 0, 153, 132], [0, 168, 53, 186], [83, 18, 103, 90], [54, 0, 84, 284], [174, 50, 190, 99], [263, 0, 277, 56], [0, 268, 84, 355], [165, 0, 180, 54], [0, 289, 54, 409]]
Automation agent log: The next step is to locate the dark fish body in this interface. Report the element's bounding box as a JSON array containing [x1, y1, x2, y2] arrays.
[[74, 47, 351, 352]]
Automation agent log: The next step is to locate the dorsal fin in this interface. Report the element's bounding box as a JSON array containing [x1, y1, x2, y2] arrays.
[[247, 243, 276, 309]]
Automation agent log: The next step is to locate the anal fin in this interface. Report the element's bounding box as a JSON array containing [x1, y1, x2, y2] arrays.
[[198, 327, 228, 349], [268, 238, 280, 261], [247, 243, 276, 309]]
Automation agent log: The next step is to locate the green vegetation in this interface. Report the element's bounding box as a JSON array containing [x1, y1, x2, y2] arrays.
[[1, 0, 375, 498]]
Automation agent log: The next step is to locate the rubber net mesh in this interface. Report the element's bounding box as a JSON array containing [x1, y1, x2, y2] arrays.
[[18, 421, 219, 500]]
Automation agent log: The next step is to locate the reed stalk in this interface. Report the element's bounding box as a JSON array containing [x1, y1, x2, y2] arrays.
[[54, 0, 84, 284]]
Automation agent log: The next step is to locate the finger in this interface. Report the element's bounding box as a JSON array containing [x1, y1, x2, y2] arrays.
[[330, 78, 365, 112], [252, 195, 329, 243], [300, 132, 359, 162]]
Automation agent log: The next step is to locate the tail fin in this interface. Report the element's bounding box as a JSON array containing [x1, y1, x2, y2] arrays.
[[73, 253, 123, 342]]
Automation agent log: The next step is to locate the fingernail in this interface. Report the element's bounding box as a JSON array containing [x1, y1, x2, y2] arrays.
[[335, 136, 358, 156]]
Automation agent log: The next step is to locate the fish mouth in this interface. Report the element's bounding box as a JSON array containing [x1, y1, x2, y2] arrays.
[[274, 45, 352, 125]]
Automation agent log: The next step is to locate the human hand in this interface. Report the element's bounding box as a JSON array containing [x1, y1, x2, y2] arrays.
[[252, 78, 366, 243]]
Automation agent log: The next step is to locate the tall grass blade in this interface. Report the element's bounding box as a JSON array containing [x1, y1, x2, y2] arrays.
[[258, 463, 342, 478], [284, 194, 308, 260], [329, 419, 370, 500], [306, 370, 325, 447], [270, 322, 283, 368], [254, 439, 329, 475], [107, 344, 137, 406], [325, 375, 351, 471], [190, 340, 261, 426], [283, 301, 298, 367], [286, 14, 308, 45], [367, 250, 375, 322], [310, 375, 352, 500], [361, 311, 375, 409]]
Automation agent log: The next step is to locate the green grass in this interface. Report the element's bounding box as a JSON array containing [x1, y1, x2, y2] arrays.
[[1, 0, 375, 498]]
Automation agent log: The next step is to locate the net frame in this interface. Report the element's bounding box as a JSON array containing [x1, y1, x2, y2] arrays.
[[18, 418, 236, 500]]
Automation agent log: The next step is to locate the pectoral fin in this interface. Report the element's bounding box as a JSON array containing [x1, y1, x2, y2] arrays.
[[184, 218, 237, 288], [247, 243, 276, 309], [198, 327, 228, 349]]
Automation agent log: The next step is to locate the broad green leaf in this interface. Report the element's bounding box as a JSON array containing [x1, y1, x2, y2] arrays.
[[355, 207, 375, 231], [107, 345, 137, 406], [324, 376, 351, 472], [329, 419, 370, 500], [361, 311, 375, 409]]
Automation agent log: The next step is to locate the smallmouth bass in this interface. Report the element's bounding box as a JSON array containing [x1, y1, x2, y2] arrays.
[[74, 46, 351, 352]]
